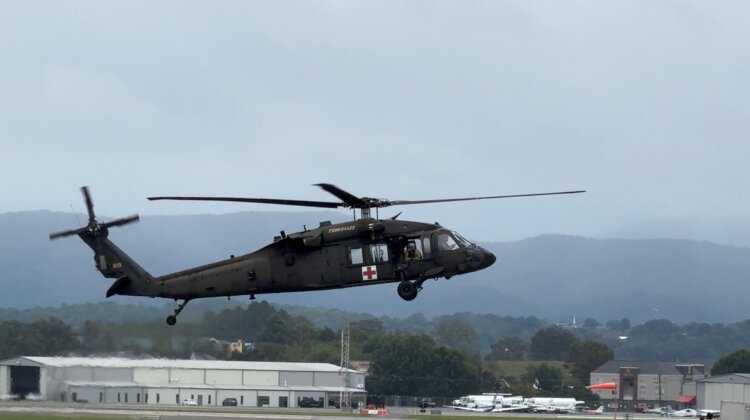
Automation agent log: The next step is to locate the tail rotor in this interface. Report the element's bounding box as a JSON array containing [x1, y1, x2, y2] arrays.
[[49, 186, 139, 240]]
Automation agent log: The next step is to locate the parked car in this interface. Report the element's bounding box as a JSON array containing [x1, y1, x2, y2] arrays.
[[419, 398, 437, 408], [181, 398, 197, 406], [222, 398, 238, 406]]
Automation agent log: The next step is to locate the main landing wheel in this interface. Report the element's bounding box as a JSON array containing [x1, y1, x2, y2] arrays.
[[166, 315, 177, 326], [397, 281, 418, 301]]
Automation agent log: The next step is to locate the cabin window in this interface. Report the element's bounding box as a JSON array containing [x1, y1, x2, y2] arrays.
[[349, 247, 363, 265], [438, 233, 459, 251], [99, 392, 103, 403], [421, 236, 432, 258], [258, 396, 270, 407], [176, 394, 180, 404], [369, 244, 388, 263], [241, 395, 244, 405]]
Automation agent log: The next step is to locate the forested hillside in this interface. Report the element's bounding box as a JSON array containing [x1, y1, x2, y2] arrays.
[[1, 300, 749, 362]]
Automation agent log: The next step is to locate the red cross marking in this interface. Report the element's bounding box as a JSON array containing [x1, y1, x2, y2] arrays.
[[362, 265, 377, 280]]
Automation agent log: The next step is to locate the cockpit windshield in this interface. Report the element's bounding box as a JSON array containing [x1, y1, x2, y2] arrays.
[[437, 233, 460, 251], [452, 231, 475, 247]]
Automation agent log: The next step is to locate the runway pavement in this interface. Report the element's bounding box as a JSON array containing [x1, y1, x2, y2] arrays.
[[0, 402, 667, 420]]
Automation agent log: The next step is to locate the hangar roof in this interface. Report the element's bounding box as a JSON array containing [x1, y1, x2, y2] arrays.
[[1, 357, 360, 373], [694, 374, 750, 384]]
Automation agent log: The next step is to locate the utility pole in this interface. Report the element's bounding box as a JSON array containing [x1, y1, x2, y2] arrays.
[[658, 373, 662, 408], [340, 324, 351, 412]]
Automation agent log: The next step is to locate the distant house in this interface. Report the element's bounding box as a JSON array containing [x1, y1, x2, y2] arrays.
[[590, 361, 706, 411]]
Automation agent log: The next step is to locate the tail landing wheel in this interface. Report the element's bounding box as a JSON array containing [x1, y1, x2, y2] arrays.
[[166, 299, 190, 326], [397, 281, 418, 301]]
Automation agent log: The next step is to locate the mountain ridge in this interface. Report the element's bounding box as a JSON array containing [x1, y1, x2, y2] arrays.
[[1, 210, 749, 323]]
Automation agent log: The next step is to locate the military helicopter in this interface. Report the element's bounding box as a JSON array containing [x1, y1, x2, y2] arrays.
[[50, 184, 584, 325]]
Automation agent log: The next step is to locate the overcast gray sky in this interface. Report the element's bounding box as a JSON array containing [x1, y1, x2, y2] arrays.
[[1, 1, 748, 244]]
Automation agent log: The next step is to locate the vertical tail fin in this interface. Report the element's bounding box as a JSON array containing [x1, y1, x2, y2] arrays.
[[50, 186, 153, 297]]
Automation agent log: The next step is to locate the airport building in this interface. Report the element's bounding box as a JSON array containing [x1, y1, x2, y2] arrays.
[[683, 373, 750, 411], [0, 356, 365, 407], [590, 361, 707, 410]]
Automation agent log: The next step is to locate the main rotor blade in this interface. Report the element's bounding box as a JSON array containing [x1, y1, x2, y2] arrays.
[[315, 183, 366, 208], [388, 190, 586, 206], [80, 186, 96, 222], [49, 227, 85, 240], [147, 196, 342, 209], [101, 214, 140, 229]]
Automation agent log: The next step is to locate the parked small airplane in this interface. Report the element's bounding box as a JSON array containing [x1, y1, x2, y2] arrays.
[[644, 406, 672, 416], [525, 397, 585, 414], [669, 408, 699, 417], [585, 406, 605, 415], [449, 394, 525, 412], [698, 409, 720, 419]]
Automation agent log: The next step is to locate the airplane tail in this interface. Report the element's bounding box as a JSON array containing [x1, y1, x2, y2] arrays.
[[50, 187, 154, 297]]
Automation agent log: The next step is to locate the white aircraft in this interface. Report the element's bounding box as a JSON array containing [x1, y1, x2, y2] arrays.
[[449, 394, 506, 412], [525, 397, 585, 414], [489, 397, 528, 413], [669, 408, 698, 417], [667, 407, 720, 418], [585, 406, 605, 415], [698, 409, 720, 418], [644, 406, 672, 416]]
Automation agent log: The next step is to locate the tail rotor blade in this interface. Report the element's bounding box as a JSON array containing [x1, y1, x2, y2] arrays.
[[101, 214, 140, 229], [80, 186, 96, 222]]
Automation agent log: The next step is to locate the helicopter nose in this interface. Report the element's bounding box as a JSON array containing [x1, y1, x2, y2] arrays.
[[465, 246, 496, 270], [483, 247, 496, 267]]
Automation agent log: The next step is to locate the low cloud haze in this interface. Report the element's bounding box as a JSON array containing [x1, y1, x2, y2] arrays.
[[1, 1, 748, 245]]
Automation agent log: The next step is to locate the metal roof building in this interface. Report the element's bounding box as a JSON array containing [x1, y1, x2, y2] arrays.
[[684, 374, 750, 411], [590, 361, 706, 411], [0, 356, 365, 407]]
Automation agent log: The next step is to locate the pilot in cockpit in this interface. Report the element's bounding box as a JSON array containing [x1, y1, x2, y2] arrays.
[[404, 241, 423, 261]]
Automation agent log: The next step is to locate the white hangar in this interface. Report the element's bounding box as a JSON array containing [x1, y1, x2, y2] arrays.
[[0, 356, 365, 407]]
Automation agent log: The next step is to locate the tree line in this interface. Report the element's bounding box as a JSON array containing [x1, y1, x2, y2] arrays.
[[3, 301, 750, 399]]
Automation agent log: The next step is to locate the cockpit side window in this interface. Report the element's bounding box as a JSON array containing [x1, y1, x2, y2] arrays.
[[438, 233, 459, 251]]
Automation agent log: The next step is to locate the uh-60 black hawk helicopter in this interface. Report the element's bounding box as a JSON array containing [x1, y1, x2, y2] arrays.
[[50, 184, 584, 325]]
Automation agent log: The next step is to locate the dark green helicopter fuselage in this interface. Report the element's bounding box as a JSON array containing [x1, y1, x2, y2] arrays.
[[101, 218, 495, 301]]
